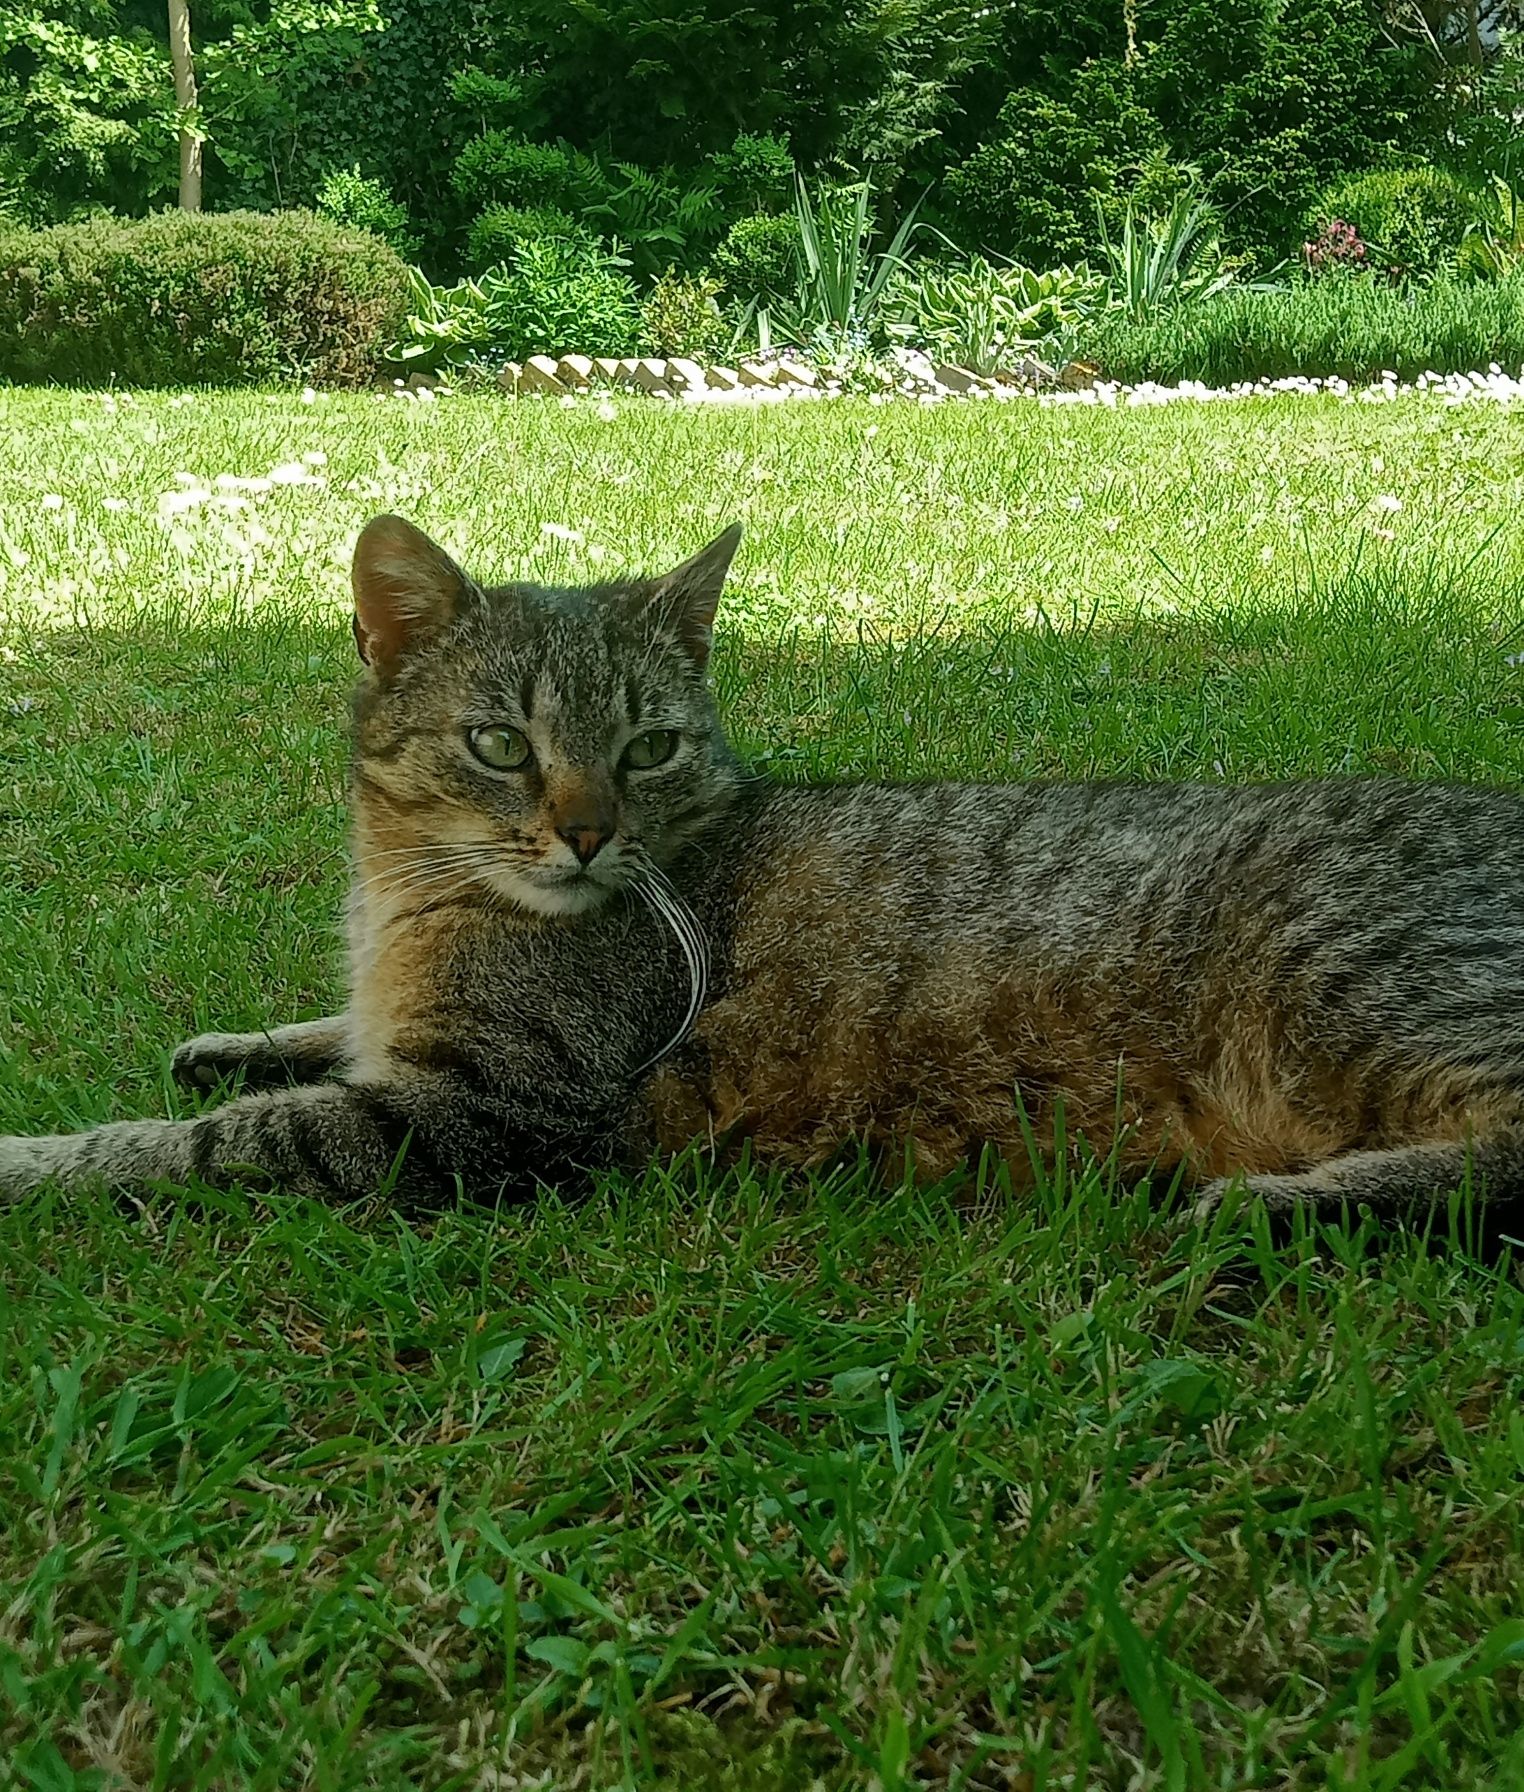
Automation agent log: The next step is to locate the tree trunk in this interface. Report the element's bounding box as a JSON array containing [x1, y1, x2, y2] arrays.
[[167, 0, 201, 212]]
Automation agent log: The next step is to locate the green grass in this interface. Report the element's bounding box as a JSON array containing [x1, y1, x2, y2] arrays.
[[1079, 275, 1524, 386], [6, 387, 1524, 1789]]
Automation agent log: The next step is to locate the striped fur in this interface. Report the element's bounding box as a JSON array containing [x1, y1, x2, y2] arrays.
[[4, 514, 1524, 1239]]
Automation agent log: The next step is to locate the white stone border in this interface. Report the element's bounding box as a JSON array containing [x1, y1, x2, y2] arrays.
[[380, 353, 1524, 409]]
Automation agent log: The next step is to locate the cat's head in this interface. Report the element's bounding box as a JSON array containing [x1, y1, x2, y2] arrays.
[[348, 514, 743, 918]]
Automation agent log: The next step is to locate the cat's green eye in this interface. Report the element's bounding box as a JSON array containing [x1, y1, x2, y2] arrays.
[[623, 729, 679, 771], [469, 724, 532, 772]]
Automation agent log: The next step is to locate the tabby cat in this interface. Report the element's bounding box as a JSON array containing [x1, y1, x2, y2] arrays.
[[3, 512, 1524, 1235]]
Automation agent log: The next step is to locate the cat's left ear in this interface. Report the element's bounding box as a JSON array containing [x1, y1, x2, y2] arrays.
[[643, 523, 742, 667]]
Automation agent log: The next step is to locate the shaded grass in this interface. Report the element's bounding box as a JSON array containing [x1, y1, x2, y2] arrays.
[[1078, 276, 1524, 386], [4, 389, 1524, 1787]]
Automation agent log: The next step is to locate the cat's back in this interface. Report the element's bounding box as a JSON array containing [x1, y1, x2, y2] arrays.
[[643, 774, 1524, 1179], [727, 774, 1524, 956]]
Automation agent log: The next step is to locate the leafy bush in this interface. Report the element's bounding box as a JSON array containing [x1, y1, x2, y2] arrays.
[[314, 164, 421, 259], [465, 204, 595, 272], [451, 133, 602, 214], [944, 62, 1181, 267], [486, 239, 640, 357], [584, 164, 724, 281], [711, 213, 799, 305], [1077, 275, 1524, 385], [706, 132, 795, 215], [1306, 168, 1478, 282], [390, 241, 641, 367], [639, 270, 728, 357], [884, 256, 1096, 372], [0, 209, 409, 388]]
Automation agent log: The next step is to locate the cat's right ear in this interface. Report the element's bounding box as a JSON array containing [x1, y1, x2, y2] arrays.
[[351, 515, 474, 671]]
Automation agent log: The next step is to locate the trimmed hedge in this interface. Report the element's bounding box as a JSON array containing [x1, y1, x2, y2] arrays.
[[0, 209, 411, 388], [1079, 277, 1524, 386]]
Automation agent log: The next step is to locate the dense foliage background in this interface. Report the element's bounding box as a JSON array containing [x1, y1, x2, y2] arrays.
[[5, 0, 1524, 384], [1, 0, 1508, 275]]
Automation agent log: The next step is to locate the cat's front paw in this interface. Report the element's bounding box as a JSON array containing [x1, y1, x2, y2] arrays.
[[172, 1032, 257, 1089]]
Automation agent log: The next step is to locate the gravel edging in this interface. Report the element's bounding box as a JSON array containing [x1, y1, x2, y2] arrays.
[[379, 352, 1524, 410]]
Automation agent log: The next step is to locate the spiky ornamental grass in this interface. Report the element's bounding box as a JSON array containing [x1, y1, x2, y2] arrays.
[[5, 387, 1524, 1789]]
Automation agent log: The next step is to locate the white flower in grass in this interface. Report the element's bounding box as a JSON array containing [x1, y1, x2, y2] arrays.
[[596, 400, 617, 421], [40, 494, 64, 511], [102, 497, 128, 513], [157, 487, 207, 517], [540, 522, 584, 544], [1370, 494, 1403, 514]]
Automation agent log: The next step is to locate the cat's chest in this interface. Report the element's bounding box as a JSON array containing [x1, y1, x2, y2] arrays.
[[349, 883, 698, 1085]]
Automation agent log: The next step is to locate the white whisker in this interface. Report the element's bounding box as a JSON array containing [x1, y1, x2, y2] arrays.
[[628, 856, 710, 1079], [353, 847, 503, 905], [353, 854, 492, 895]]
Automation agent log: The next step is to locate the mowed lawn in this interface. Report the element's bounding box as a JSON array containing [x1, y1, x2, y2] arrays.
[[6, 387, 1524, 1791]]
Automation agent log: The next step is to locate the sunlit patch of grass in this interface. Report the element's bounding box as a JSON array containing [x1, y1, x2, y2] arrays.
[[4, 388, 1524, 1788]]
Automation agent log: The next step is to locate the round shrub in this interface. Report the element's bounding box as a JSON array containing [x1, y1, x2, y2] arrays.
[[945, 62, 1174, 266], [640, 269, 727, 356], [465, 204, 595, 273], [451, 132, 602, 213], [1308, 168, 1478, 281], [0, 209, 410, 387], [710, 212, 798, 304]]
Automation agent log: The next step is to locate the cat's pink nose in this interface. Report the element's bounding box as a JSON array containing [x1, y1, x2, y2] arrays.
[[559, 823, 610, 865]]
